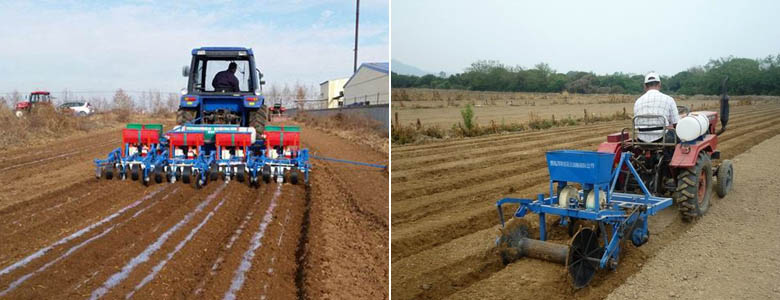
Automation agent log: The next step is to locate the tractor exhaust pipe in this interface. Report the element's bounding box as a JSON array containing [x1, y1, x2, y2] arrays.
[[717, 76, 729, 135]]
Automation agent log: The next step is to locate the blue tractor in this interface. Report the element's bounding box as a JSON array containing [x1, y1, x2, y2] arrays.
[[178, 47, 268, 133]]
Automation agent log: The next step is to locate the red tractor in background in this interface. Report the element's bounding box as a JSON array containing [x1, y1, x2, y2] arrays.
[[14, 91, 53, 117], [269, 102, 289, 122], [597, 78, 734, 222]]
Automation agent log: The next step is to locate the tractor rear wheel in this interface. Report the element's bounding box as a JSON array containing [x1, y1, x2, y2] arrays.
[[716, 160, 734, 198], [177, 108, 197, 125], [248, 106, 268, 134], [674, 152, 713, 222]]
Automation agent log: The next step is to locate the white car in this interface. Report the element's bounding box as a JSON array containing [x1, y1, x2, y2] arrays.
[[60, 102, 95, 116]]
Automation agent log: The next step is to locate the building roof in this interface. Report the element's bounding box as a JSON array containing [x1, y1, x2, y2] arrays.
[[344, 62, 389, 87], [319, 77, 350, 85]]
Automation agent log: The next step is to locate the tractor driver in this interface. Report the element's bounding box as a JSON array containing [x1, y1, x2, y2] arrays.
[[633, 72, 680, 143], [212, 62, 240, 92]]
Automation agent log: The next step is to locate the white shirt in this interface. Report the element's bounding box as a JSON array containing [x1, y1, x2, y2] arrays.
[[633, 89, 680, 142]]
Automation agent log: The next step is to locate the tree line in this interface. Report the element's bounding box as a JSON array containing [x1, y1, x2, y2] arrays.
[[392, 55, 780, 96]]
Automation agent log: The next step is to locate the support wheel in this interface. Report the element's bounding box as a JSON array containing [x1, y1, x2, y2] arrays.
[[209, 163, 219, 181], [290, 170, 299, 185], [567, 227, 603, 289], [105, 167, 114, 180], [262, 165, 271, 183], [674, 152, 713, 222], [154, 168, 163, 184], [716, 160, 734, 198], [236, 167, 246, 182], [182, 167, 192, 184], [131, 165, 140, 181]]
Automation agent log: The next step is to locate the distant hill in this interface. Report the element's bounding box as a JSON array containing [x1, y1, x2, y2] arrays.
[[391, 59, 431, 76]]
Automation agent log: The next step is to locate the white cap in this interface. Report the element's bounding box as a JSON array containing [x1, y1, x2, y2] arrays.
[[644, 72, 661, 84]]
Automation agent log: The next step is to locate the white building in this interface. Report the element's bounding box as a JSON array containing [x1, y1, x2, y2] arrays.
[[343, 62, 389, 106], [319, 78, 348, 109]]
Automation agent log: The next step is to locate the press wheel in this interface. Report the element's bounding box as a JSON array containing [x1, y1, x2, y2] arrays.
[[566, 227, 603, 289]]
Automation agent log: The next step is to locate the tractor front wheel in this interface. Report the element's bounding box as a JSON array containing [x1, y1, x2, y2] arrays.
[[674, 152, 713, 222], [716, 160, 734, 198]]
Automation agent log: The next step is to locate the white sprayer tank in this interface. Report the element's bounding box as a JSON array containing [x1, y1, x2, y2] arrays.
[[676, 113, 710, 142]]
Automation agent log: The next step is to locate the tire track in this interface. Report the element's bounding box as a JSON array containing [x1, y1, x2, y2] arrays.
[[223, 184, 282, 300], [0, 140, 117, 172], [124, 185, 230, 299], [0, 185, 167, 279], [89, 182, 228, 299]]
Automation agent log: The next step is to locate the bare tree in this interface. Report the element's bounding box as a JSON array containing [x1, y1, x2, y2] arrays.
[[9, 90, 22, 105], [89, 96, 108, 112], [113, 89, 133, 121], [281, 84, 291, 107], [59, 89, 73, 105], [266, 84, 280, 106], [294, 82, 307, 110], [166, 93, 178, 113]]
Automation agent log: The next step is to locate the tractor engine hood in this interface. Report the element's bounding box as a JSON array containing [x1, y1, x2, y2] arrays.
[[15, 102, 30, 109]]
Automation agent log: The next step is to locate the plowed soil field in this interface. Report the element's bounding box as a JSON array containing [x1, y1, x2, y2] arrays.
[[391, 102, 780, 299], [0, 121, 388, 299]]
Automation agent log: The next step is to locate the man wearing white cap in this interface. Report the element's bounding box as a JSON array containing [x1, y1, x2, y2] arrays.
[[633, 72, 680, 142]]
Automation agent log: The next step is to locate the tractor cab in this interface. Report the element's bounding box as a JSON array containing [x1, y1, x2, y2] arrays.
[[179, 47, 269, 133], [15, 91, 52, 117]]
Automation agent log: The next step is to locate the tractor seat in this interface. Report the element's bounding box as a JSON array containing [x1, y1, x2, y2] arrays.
[[633, 115, 676, 144]]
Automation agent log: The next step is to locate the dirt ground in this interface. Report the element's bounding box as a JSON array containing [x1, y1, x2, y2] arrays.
[[390, 102, 780, 299], [0, 119, 388, 299], [392, 88, 772, 129], [607, 135, 780, 300]]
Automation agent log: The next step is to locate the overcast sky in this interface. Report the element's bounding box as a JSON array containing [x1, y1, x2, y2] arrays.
[[0, 0, 388, 96], [392, 0, 780, 76]]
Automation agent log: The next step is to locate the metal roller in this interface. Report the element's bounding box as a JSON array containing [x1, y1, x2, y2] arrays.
[[496, 221, 569, 265]]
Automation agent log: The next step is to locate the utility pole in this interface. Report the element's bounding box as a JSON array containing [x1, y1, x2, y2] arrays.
[[353, 0, 360, 73]]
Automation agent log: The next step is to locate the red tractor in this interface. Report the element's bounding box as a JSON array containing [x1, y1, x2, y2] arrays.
[[15, 91, 53, 117], [597, 78, 733, 222], [269, 102, 288, 122]]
